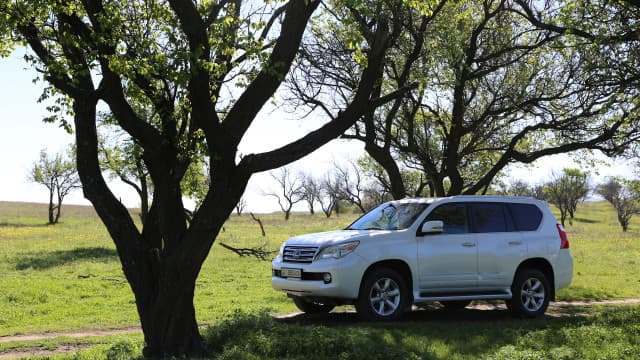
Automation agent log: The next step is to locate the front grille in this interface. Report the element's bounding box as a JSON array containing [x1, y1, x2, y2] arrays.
[[283, 245, 318, 263]]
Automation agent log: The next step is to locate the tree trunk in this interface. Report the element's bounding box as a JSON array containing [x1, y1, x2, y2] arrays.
[[364, 143, 407, 199], [55, 192, 63, 223], [432, 176, 447, 197], [140, 181, 149, 224], [139, 270, 203, 357], [48, 189, 55, 224]]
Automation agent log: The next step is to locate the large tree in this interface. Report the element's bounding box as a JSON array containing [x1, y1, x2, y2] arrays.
[[1, 0, 404, 356], [392, 0, 640, 196], [291, 0, 640, 197]]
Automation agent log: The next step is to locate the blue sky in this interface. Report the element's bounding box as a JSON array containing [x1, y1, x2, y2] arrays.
[[0, 50, 86, 205]]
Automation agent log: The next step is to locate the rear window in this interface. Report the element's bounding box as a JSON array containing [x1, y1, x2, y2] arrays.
[[508, 203, 543, 231]]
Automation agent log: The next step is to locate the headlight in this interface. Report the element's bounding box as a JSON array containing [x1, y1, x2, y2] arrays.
[[316, 241, 360, 260]]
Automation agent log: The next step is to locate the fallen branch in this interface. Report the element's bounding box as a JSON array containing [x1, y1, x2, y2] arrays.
[[218, 242, 276, 261]]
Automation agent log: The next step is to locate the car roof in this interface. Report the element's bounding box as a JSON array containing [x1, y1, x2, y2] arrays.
[[389, 195, 544, 205]]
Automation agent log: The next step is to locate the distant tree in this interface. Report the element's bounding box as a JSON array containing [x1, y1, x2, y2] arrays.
[[532, 184, 548, 201], [29, 148, 81, 224], [267, 168, 305, 220], [502, 179, 534, 197], [318, 175, 338, 218], [301, 175, 321, 215], [332, 161, 366, 213], [597, 178, 640, 232], [544, 168, 590, 226]]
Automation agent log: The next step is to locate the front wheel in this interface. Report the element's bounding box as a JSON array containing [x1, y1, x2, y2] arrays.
[[506, 268, 550, 318], [292, 297, 335, 314], [356, 267, 409, 321]]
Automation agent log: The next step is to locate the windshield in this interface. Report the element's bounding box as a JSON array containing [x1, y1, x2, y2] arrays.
[[347, 202, 429, 231]]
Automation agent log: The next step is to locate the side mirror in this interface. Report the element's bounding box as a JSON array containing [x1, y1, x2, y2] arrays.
[[420, 220, 444, 235]]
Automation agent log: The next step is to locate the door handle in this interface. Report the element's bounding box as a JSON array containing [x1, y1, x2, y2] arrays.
[[462, 242, 476, 247], [508, 241, 523, 246]]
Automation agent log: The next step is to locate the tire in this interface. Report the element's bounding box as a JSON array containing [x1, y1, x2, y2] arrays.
[[506, 268, 550, 318], [440, 300, 471, 310], [356, 267, 409, 321], [292, 297, 335, 314]]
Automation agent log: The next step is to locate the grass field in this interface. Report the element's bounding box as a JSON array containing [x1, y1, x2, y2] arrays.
[[0, 200, 639, 359]]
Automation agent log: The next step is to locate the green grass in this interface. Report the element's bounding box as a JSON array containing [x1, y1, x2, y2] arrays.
[[1, 200, 640, 359], [0, 201, 356, 337], [553, 202, 640, 300]]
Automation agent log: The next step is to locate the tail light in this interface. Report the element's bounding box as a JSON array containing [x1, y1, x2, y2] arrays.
[[556, 224, 570, 249]]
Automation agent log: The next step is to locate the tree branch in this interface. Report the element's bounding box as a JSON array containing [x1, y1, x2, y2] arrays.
[[222, 0, 321, 150]]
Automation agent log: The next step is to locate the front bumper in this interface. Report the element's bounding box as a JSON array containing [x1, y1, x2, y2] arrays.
[[271, 253, 367, 300]]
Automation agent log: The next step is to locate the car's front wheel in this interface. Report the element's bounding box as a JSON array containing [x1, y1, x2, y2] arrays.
[[506, 268, 550, 318], [292, 297, 335, 314], [356, 267, 409, 321]]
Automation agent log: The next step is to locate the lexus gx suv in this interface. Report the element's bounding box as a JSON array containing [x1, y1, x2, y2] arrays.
[[272, 196, 573, 320]]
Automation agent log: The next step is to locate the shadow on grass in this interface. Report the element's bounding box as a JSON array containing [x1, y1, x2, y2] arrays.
[[276, 304, 564, 326], [14, 247, 118, 270], [203, 306, 640, 359], [557, 285, 617, 301], [0, 221, 49, 228], [571, 217, 598, 224]]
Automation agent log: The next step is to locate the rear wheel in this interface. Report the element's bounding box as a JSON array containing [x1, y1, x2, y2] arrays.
[[356, 267, 409, 321], [440, 300, 471, 310], [506, 268, 550, 318], [292, 297, 335, 314]]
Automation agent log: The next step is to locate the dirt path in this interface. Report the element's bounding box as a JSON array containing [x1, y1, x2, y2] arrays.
[[0, 326, 141, 345], [1, 298, 639, 359]]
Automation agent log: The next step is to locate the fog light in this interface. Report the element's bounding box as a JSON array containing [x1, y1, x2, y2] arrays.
[[323, 273, 332, 284]]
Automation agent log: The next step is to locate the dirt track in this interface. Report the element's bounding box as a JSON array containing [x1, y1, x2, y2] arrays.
[[1, 298, 639, 359]]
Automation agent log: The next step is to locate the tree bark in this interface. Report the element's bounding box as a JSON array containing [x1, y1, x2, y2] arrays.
[[139, 269, 203, 357]]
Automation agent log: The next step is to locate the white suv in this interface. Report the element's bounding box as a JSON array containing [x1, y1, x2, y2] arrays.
[[272, 196, 573, 320]]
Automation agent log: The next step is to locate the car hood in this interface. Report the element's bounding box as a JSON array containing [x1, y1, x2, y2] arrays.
[[285, 229, 389, 247]]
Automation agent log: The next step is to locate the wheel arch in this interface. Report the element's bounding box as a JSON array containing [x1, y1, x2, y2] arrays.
[[514, 258, 556, 300], [361, 259, 413, 301]]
